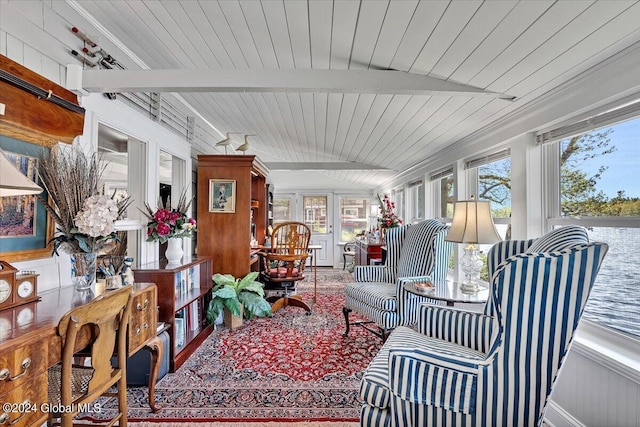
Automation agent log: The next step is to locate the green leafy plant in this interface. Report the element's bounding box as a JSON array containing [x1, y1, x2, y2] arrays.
[[206, 272, 271, 323]]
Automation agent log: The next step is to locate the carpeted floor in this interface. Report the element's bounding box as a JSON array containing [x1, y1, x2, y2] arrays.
[[94, 269, 378, 424]]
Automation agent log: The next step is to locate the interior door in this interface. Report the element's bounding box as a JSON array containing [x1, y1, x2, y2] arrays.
[[302, 195, 334, 267]]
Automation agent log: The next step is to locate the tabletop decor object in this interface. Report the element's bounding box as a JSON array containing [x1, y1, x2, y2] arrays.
[[445, 196, 501, 293], [142, 187, 197, 265], [38, 146, 132, 290], [376, 194, 402, 241]]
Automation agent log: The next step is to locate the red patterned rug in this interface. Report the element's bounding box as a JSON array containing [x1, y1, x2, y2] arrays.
[[95, 270, 380, 423]]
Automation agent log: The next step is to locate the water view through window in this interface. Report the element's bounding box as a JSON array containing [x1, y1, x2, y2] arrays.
[[556, 114, 640, 338]]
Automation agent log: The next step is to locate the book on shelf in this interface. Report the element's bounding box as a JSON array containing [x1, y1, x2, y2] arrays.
[[189, 300, 199, 331]]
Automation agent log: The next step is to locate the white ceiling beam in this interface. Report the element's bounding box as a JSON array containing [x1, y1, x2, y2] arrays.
[[68, 65, 515, 100], [265, 162, 391, 171]]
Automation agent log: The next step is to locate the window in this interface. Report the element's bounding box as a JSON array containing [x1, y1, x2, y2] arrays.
[[466, 150, 512, 280], [273, 198, 291, 224], [431, 169, 454, 220], [407, 180, 424, 222], [545, 112, 640, 338], [339, 197, 369, 241], [303, 196, 327, 233]]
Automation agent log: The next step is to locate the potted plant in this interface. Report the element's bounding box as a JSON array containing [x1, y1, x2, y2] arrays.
[[206, 272, 271, 328]]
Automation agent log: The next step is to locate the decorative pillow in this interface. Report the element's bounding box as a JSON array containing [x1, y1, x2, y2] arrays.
[[528, 225, 589, 253]]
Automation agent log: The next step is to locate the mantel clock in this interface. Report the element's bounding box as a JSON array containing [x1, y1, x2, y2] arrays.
[[0, 260, 39, 311]]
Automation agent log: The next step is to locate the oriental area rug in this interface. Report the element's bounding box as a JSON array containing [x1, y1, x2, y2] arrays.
[[96, 269, 380, 424]]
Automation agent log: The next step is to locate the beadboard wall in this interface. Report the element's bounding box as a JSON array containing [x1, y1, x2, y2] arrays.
[[1, 2, 640, 425]]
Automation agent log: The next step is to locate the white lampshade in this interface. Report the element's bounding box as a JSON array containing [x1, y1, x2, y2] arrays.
[[445, 199, 501, 244], [0, 148, 43, 197]]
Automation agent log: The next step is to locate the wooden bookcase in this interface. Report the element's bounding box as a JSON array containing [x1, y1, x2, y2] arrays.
[[197, 155, 269, 278], [133, 256, 213, 371]]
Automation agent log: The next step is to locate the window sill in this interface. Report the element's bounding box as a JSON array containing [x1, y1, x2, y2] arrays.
[[573, 320, 640, 384]]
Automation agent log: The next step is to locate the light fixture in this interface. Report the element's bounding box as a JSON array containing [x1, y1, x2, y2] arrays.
[[215, 132, 242, 154], [0, 148, 43, 197], [236, 134, 256, 154], [445, 196, 501, 293]]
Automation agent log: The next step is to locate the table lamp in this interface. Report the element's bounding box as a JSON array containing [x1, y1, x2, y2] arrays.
[[445, 196, 501, 293], [0, 148, 43, 197]]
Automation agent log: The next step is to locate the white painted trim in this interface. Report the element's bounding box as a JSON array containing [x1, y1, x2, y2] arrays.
[[572, 321, 640, 385], [545, 400, 586, 427]]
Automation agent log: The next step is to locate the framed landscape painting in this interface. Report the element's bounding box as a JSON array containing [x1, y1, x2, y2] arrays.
[[0, 135, 53, 261], [209, 179, 236, 213]]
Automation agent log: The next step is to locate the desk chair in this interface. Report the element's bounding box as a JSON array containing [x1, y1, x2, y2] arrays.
[[48, 286, 133, 427], [260, 222, 312, 315], [343, 241, 356, 270]]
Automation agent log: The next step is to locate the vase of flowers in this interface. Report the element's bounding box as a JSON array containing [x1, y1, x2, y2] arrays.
[[142, 188, 197, 265], [38, 147, 132, 291], [377, 194, 402, 235]]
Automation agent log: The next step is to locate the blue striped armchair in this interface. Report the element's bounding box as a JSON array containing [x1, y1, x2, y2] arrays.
[[343, 219, 453, 341], [358, 226, 606, 427]]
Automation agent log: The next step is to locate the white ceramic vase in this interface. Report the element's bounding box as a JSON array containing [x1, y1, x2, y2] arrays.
[[165, 237, 184, 265]]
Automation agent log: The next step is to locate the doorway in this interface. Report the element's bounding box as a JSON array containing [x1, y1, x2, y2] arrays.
[[301, 195, 334, 266]]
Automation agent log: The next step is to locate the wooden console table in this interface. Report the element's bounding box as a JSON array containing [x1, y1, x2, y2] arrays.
[[0, 283, 163, 426]]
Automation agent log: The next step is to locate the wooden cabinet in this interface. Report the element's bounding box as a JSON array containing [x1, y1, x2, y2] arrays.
[[133, 257, 213, 371], [355, 239, 384, 266], [197, 155, 269, 278]]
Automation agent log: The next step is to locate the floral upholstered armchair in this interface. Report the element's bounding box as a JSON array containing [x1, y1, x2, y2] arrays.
[[358, 226, 606, 427], [343, 219, 453, 341]]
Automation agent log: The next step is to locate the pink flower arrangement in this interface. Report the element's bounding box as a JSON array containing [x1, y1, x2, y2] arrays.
[[143, 189, 197, 243], [377, 194, 402, 229]]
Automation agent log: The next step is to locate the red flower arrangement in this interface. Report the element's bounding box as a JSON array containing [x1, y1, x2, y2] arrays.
[[377, 194, 402, 229], [142, 189, 197, 244]]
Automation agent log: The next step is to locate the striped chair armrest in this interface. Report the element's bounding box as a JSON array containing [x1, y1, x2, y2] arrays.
[[396, 275, 439, 326], [388, 346, 483, 415], [354, 265, 393, 282], [417, 304, 496, 353]]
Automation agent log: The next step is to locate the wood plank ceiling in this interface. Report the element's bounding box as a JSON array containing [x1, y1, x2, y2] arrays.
[[69, 0, 640, 191]]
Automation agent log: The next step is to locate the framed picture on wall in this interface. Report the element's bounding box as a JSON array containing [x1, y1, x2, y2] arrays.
[[209, 179, 236, 213], [0, 135, 54, 262]]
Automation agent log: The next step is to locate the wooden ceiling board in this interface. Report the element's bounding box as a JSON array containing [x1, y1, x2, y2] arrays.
[[285, 93, 310, 161], [331, 93, 360, 159], [447, 1, 555, 85], [488, 1, 633, 94], [268, 92, 305, 162], [179, 1, 233, 68], [410, 0, 482, 75], [308, 1, 333, 70], [429, 1, 517, 80], [300, 92, 317, 161], [324, 93, 344, 158], [388, 0, 449, 72], [283, 0, 311, 69], [363, 95, 443, 165], [255, 93, 294, 159], [314, 92, 329, 155], [345, 94, 397, 161], [239, 1, 279, 68], [505, 2, 640, 97], [217, 1, 264, 68], [347, 0, 389, 69], [353, 95, 413, 165], [369, 95, 450, 165], [366, 0, 418, 70], [146, 1, 209, 69], [338, 93, 378, 160], [469, 1, 592, 91], [261, 1, 295, 69], [328, 1, 360, 70], [198, 0, 248, 68], [127, 0, 195, 69], [164, 1, 224, 69]]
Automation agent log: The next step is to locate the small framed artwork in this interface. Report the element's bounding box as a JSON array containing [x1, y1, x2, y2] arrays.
[[209, 179, 236, 213]]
